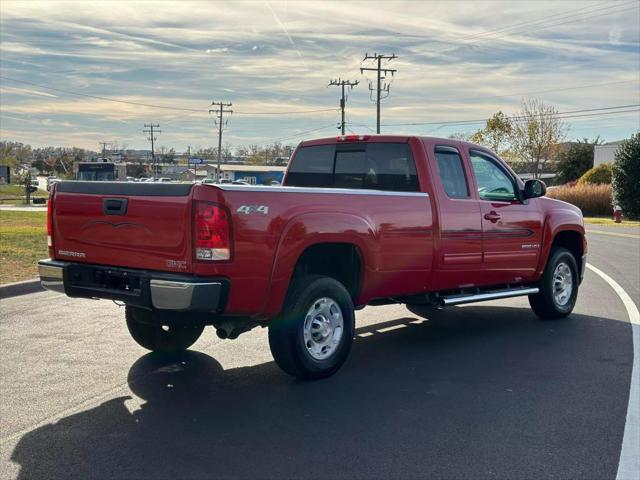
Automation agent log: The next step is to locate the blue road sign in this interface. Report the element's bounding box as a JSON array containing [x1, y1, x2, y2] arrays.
[[188, 157, 204, 165]]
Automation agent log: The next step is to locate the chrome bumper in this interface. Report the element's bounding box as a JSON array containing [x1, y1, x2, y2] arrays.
[[37, 259, 226, 312], [38, 262, 65, 294], [149, 279, 222, 310]]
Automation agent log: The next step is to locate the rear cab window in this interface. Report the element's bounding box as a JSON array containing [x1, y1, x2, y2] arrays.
[[285, 142, 419, 192]]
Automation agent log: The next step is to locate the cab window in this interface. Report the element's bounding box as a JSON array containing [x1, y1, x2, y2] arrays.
[[469, 151, 517, 201], [434, 146, 469, 198]]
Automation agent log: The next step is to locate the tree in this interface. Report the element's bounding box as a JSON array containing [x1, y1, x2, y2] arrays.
[[612, 133, 640, 219], [470, 111, 513, 157], [555, 138, 600, 184], [510, 98, 568, 178]]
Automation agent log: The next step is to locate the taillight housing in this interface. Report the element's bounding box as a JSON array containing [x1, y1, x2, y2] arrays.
[[193, 201, 231, 261], [47, 193, 54, 257]]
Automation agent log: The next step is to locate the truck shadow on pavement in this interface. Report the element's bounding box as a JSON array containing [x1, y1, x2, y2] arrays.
[[10, 306, 632, 480]]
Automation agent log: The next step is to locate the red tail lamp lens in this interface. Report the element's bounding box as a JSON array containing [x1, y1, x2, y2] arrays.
[[194, 201, 230, 261]]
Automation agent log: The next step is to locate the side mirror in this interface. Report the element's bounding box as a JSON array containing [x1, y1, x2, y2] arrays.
[[524, 179, 546, 199]]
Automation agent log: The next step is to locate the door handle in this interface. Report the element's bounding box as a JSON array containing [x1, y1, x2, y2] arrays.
[[103, 198, 128, 216], [484, 211, 501, 223]]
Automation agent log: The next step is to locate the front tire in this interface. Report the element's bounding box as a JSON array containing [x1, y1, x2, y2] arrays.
[[268, 275, 355, 380], [529, 247, 579, 319], [125, 306, 204, 353]]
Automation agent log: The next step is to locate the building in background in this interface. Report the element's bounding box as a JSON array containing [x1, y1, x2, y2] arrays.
[[594, 140, 624, 166], [216, 164, 287, 184]]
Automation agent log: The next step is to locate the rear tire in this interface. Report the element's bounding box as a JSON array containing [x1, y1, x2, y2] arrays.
[[529, 247, 579, 320], [268, 275, 355, 380], [125, 306, 204, 353]]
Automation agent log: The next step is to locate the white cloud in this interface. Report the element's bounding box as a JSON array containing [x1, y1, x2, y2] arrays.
[[0, 0, 638, 148]]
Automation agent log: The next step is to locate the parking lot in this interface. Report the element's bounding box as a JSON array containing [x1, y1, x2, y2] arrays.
[[1, 226, 638, 480]]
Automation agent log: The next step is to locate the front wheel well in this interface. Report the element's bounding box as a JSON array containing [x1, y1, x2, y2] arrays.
[[551, 230, 584, 271], [291, 243, 363, 301]]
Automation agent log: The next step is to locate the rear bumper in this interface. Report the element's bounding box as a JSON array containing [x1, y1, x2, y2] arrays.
[[38, 259, 228, 312]]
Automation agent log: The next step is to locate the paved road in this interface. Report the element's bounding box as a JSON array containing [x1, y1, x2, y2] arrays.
[[0, 227, 638, 479]]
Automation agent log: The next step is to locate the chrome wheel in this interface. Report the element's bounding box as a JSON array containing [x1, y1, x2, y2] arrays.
[[303, 297, 344, 361], [553, 262, 573, 306]]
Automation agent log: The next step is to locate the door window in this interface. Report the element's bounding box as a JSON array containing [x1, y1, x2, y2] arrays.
[[434, 146, 470, 198], [469, 151, 517, 201]]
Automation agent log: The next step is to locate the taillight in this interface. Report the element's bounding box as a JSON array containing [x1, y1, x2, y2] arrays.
[[193, 201, 231, 261], [336, 134, 370, 142], [46, 193, 54, 257]]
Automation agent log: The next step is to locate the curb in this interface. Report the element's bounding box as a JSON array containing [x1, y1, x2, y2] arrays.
[[0, 279, 43, 299]]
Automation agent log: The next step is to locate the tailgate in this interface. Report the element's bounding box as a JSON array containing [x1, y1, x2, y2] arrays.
[[52, 182, 195, 274]]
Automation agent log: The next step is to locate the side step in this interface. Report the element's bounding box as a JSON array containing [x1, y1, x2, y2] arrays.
[[439, 286, 539, 306]]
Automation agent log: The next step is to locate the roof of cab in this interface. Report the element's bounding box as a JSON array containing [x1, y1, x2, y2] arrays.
[[300, 134, 488, 151]]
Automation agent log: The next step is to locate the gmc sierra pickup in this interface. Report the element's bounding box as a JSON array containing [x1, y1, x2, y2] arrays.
[[39, 135, 587, 379]]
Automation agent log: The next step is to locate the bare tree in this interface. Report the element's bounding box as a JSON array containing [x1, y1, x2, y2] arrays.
[[510, 98, 568, 178]]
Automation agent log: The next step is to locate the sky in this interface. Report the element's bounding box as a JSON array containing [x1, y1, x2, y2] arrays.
[[0, 0, 639, 151]]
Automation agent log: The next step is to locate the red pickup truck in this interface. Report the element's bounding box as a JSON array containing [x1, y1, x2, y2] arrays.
[[39, 135, 586, 379]]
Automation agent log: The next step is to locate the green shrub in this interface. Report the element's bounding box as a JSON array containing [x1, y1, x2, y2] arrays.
[[555, 139, 597, 184], [578, 163, 612, 185], [546, 184, 612, 216], [612, 133, 640, 219]]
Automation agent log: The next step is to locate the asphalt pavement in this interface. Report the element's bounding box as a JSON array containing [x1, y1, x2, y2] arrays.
[[0, 226, 638, 479]]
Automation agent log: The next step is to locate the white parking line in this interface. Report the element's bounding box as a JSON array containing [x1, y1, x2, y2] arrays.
[[587, 263, 640, 480]]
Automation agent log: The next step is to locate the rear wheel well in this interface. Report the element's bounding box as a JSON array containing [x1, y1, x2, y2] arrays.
[[291, 243, 363, 301], [551, 230, 584, 271]]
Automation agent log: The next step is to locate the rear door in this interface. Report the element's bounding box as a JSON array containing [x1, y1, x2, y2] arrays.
[[427, 142, 484, 290], [467, 149, 543, 283]]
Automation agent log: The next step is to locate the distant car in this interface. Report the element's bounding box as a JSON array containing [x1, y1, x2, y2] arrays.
[[219, 178, 232, 184], [126, 177, 136, 182], [231, 180, 249, 185], [157, 178, 172, 183]]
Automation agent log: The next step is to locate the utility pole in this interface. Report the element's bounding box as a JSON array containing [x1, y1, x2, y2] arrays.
[[99, 142, 110, 161], [209, 101, 233, 182], [328, 78, 359, 135], [360, 52, 397, 134], [143, 124, 161, 179]]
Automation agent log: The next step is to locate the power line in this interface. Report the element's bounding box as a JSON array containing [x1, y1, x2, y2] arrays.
[[428, 80, 637, 104], [271, 124, 338, 143], [209, 101, 233, 182], [425, 1, 637, 54], [352, 104, 640, 127], [143, 124, 161, 179], [233, 108, 338, 115], [0, 75, 339, 116], [328, 78, 359, 135], [360, 52, 397, 134], [452, 2, 632, 46]]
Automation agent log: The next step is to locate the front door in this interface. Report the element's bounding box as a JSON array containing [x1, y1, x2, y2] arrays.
[[467, 149, 543, 285]]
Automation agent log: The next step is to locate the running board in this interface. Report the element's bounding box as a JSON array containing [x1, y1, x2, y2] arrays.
[[439, 287, 539, 306]]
